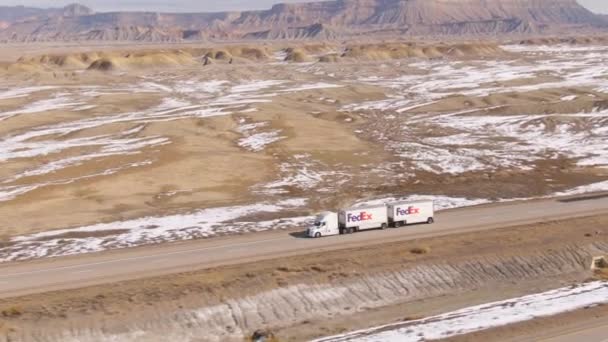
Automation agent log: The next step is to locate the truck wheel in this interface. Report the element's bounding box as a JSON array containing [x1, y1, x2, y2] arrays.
[[347, 227, 353, 234], [381, 223, 387, 230], [427, 217, 434, 224], [314, 232, 321, 238]]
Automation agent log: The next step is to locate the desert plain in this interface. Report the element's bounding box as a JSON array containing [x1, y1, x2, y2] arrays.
[[0, 36, 608, 341]]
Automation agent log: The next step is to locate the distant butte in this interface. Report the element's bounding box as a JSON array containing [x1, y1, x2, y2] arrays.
[[0, 0, 606, 42]]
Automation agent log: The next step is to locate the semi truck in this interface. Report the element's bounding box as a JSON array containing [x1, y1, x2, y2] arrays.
[[307, 200, 434, 238]]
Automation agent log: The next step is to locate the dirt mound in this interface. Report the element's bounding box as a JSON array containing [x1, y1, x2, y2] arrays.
[[17, 53, 98, 69], [8, 46, 272, 74], [298, 43, 336, 54], [204, 49, 233, 61], [87, 58, 116, 71], [341, 42, 504, 60], [231, 46, 270, 60], [284, 48, 312, 62], [2, 61, 47, 74], [189, 46, 271, 62], [318, 53, 340, 63], [518, 36, 608, 45], [86, 51, 198, 71]]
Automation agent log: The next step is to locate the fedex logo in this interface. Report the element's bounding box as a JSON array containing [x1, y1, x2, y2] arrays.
[[397, 206, 419, 216], [347, 212, 373, 222]]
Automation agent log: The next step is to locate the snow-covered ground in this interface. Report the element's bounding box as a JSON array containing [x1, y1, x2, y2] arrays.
[[0, 199, 310, 262], [315, 281, 608, 342], [238, 131, 285, 151], [0, 85, 57, 100], [411, 110, 608, 173], [255, 154, 351, 195], [2, 45, 608, 263], [0, 191, 488, 262], [0, 78, 345, 202], [0, 94, 87, 121], [4, 178, 607, 263], [341, 44, 608, 174]]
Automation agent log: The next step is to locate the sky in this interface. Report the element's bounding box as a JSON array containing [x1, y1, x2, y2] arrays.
[[0, 0, 606, 14]]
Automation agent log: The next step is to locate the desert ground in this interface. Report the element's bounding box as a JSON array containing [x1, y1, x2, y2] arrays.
[[1, 38, 608, 341], [1, 40, 607, 261]]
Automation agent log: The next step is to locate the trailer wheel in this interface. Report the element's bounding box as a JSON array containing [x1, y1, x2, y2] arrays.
[[427, 217, 434, 224], [314, 232, 321, 238], [380, 223, 387, 230], [347, 227, 353, 234]]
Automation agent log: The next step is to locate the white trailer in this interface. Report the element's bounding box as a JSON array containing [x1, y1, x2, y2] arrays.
[[307, 200, 435, 238], [338, 205, 389, 233], [387, 200, 434, 227]]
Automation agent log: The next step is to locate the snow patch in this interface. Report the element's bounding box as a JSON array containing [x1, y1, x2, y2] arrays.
[[316, 281, 608, 342], [238, 131, 285, 152], [279, 82, 343, 92], [0, 201, 310, 262], [0, 86, 57, 100], [561, 95, 577, 101]]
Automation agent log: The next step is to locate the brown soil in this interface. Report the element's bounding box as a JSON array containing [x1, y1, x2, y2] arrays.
[[1, 39, 607, 265], [284, 48, 312, 62], [1, 41, 507, 74], [340, 42, 506, 60]]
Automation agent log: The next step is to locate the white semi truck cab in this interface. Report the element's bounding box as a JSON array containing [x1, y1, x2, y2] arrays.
[[307, 212, 339, 238], [307, 200, 434, 238]]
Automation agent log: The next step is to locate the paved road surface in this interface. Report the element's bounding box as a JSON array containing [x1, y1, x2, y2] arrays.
[[0, 196, 607, 298]]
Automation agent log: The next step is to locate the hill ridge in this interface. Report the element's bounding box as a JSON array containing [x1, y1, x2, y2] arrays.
[[0, 0, 605, 42]]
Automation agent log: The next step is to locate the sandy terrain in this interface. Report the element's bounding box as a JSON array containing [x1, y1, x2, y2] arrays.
[[0, 40, 607, 262], [0, 213, 606, 341]]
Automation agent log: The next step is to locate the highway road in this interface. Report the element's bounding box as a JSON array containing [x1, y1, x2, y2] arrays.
[[0, 195, 607, 298]]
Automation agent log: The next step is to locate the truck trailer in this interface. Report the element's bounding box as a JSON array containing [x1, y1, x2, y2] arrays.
[[339, 204, 389, 234], [307, 200, 434, 238], [387, 200, 434, 227]]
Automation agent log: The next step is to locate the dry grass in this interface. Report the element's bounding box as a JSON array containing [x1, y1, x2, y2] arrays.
[[319, 54, 340, 63], [1, 306, 22, 317], [410, 246, 431, 255], [249, 329, 279, 342], [284, 48, 312, 62], [593, 269, 608, 280]]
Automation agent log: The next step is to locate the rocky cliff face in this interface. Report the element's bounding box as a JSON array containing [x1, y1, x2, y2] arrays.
[[243, 23, 340, 40], [0, 0, 605, 42]]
